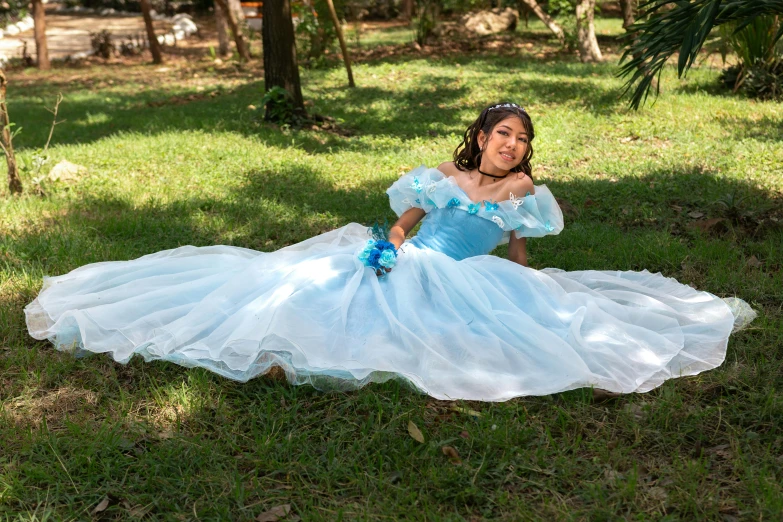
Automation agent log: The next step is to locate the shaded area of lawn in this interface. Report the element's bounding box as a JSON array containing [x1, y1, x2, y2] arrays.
[[1, 30, 783, 521]]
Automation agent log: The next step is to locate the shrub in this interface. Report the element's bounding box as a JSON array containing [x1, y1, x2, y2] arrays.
[[719, 15, 783, 100], [261, 86, 300, 125], [90, 30, 115, 59]]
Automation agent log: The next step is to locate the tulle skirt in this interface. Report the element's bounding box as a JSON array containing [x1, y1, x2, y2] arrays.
[[25, 224, 755, 401]]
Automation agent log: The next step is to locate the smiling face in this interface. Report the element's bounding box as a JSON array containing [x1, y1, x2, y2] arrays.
[[477, 116, 530, 175]]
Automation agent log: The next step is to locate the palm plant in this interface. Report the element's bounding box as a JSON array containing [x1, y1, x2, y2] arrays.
[[618, 0, 783, 109]]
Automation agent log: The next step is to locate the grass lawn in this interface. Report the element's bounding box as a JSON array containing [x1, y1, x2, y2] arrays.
[[1, 20, 782, 521]]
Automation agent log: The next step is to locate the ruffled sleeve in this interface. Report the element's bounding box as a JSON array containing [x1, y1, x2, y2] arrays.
[[386, 166, 446, 216], [502, 185, 564, 240]]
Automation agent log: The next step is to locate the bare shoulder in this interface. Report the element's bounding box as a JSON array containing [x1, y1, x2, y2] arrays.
[[437, 161, 459, 177], [507, 174, 535, 196]]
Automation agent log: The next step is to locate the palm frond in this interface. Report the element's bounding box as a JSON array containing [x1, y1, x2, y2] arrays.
[[618, 0, 783, 109]]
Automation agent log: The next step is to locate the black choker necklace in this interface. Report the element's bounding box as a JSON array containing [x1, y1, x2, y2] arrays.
[[477, 167, 509, 182]]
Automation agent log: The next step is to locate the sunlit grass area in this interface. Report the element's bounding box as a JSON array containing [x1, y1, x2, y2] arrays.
[[1, 23, 782, 520]]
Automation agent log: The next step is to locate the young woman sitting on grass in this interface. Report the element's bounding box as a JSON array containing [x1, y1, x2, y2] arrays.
[[25, 103, 755, 401]]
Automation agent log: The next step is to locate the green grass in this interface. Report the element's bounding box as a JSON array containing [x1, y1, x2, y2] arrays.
[[1, 26, 782, 521]]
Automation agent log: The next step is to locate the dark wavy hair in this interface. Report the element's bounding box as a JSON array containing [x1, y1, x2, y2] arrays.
[[453, 103, 535, 178]]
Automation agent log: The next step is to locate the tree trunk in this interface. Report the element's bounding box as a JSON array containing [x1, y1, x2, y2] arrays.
[[400, 0, 413, 20], [619, 0, 635, 30], [262, 0, 304, 111], [0, 71, 21, 195], [215, 0, 230, 56], [140, 0, 163, 64], [228, 0, 246, 25], [324, 0, 355, 87], [519, 0, 564, 43], [32, 0, 50, 70], [214, 0, 251, 61], [575, 0, 603, 62]]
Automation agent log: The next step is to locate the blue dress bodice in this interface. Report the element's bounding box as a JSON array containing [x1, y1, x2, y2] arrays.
[[410, 208, 503, 260], [387, 166, 565, 261]]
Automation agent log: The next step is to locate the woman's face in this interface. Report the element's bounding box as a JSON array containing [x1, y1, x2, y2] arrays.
[[478, 116, 529, 172]]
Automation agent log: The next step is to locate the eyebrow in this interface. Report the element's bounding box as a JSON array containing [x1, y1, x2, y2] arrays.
[[497, 124, 528, 135]]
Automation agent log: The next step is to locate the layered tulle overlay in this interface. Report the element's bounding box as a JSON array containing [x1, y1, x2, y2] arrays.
[[25, 167, 755, 401]]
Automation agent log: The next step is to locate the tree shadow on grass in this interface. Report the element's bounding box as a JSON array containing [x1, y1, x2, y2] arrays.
[[9, 56, 629, 152], [1, 163, 780, 522], [715, 114, 783, 142]]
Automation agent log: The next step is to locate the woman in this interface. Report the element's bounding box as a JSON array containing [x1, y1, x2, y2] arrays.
[[26, 103, 755, 401]]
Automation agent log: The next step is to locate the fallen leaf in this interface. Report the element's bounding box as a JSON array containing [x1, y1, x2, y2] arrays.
[[647, 486, 668, 502], [687, 211, 705, 219], [706, 443, 732, 459], [92, 497, 110, 515], [407, 420, 425, 443], [746, 256, 762, 268], [670, 204, 683, 212], [441, 446, 462, 464], [592, 389, 622, 402], [449, 405, 482, 418], [625, 403, 645, 421], [257, 504, 291, 522], [459, 430, 470, 439], [620, 135, 639, 143], [690, 218, 725, 233], [583, 198, 596, 208], [556, 199, 577, 217]]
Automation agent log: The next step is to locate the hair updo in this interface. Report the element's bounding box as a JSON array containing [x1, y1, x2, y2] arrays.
[[453, 103, 535, 178]]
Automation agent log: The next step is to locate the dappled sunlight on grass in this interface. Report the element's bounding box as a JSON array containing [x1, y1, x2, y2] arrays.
[[0, 21, 782, 520]]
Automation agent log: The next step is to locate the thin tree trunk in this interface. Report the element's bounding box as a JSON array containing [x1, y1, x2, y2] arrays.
[[214, 0, 251, 60], [228, 0, 246, 26], [618, 0, 654, 89], [140, 0, 163, 64], [215, 0, 230, 56], [0, 71, 21, 195], [32, 0, 50, 70], [324, 0, 355, 87], [400, 0, 413, 20], [576, 0, 603, 62], [261, 0, 304, 111], [518, 0, 564, 43], [619, 0, 635, 30]]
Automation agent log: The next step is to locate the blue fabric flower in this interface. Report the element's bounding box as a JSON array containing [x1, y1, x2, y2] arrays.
[[358, 239, 398, 273], [379, 250, 397, 269], [467, 203, 480, 215], [545, 220, 554, 232], [447, 197, 461, 208], [410, 177, 423, 193], [484, 200, 499, 212]]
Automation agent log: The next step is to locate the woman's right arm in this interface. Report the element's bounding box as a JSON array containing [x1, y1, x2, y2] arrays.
[[389, 207, 426, 249]]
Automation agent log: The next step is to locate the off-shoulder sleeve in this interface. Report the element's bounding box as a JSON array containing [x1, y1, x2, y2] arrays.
[[497, 185, 564, 240], [386, 166, 445, 216], [490, 185, 563, 243]]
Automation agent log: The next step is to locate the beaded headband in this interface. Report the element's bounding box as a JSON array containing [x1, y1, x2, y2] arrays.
[[487, 102, 527, 113]]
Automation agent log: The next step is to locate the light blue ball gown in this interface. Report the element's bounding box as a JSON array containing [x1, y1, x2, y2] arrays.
[[25, 167, 756, 401]]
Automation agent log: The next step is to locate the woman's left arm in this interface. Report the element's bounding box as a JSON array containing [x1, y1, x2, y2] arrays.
[[507, 175, 535, 267], [508, 234, 528, 267]]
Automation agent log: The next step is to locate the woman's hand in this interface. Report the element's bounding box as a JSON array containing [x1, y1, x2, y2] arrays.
[[389, 208, 426, 249]]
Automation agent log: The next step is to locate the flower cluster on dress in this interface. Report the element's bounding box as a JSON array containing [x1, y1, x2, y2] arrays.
[[358, 239, 397, 271]]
